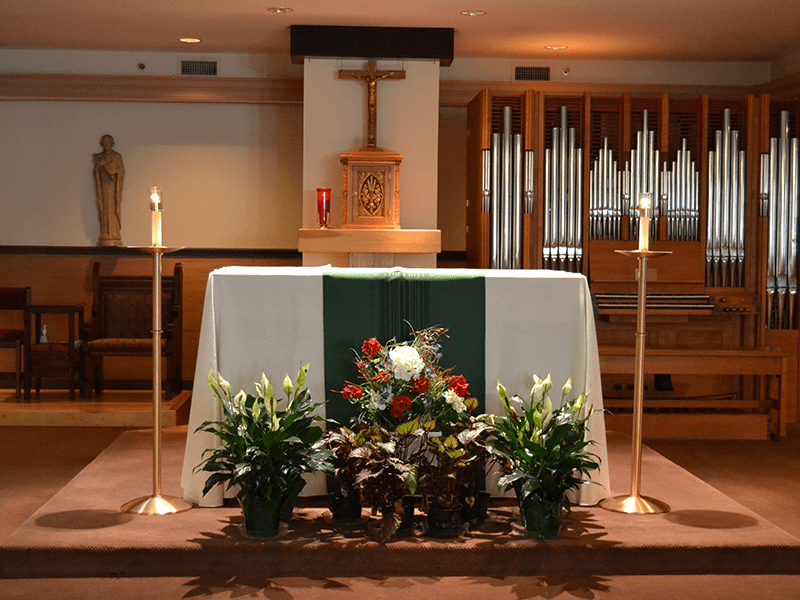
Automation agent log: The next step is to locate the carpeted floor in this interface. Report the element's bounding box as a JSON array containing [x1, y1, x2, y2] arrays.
[[1, 424, 799, 599]]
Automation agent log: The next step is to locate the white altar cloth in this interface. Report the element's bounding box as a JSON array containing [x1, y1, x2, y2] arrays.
[[180, 266, 610, 507]]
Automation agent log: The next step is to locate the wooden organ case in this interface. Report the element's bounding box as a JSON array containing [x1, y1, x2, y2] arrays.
[[466, 90, 800, 438]]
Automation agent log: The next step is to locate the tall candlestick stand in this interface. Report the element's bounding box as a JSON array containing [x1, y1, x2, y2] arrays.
[[122, 245, 192, 515], [600, 248, 671, 514]]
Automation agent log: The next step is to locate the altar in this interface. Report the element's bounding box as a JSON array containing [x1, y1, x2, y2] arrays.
[[180, 266, 610, 507]]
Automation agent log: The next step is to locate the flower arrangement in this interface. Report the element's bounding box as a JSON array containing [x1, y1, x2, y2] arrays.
[[486, 373, 600, 538], [195, 363, 332, 537], [341, 325, 478, 430]]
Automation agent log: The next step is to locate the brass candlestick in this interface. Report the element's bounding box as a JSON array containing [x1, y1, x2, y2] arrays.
[[122, 193, 191, 515], [122, 245, 191, 515], [600, 247, 671, 515]]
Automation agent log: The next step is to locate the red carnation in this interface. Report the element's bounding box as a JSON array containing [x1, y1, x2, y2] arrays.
[[411, 376, 429, 393], [448, 375, 469, 397], [362, 338, 382, 357], [390, 395, 413, 418], [342, 384, 363, 400]]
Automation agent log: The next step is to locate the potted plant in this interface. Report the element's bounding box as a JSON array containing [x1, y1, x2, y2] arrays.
[[322, 424, 368, 523], [486, 373, 600, 539], [352, 423, 419, 543], [338, 325, 487, 539], [194, 363, 332, 538]]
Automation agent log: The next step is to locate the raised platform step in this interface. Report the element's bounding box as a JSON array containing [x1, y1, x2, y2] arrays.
[[0, 390, 191, 427], [2, 427, 798, 580], [606, 411, 770, 440]]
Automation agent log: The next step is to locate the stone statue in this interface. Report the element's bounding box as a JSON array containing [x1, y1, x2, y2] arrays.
[[93, 134, 125, 246]]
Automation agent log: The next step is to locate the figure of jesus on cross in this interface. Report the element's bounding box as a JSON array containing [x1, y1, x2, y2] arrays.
[[339, 60, 406, 148]]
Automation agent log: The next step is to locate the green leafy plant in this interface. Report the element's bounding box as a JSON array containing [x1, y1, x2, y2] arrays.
[[419, 415, 490, 512], [486, 373, 600, 512], [351, 422, 420, 543], [194, 362, 332, 515]]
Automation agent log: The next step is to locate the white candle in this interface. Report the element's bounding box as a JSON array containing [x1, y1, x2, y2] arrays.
[[638, 193, 651, 252], [149, 186, 163, 247]]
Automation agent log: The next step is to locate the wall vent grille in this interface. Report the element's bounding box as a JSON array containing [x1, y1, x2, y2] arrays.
[[515, 66, 550, 81], [180, 60, 218, 76]]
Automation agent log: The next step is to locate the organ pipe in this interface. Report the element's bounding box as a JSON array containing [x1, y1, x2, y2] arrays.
[[707, 109, 747, 288], [761, 111, 800, 329]]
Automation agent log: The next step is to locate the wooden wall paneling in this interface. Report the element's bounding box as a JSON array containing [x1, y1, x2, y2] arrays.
[[465, 89, 492, 268], [0, 251, 301, 389]]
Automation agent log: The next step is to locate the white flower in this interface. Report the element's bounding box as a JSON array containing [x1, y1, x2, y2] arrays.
[[562, 377, 572, 397], [368, 388, 389, 411], [444, 389, 466, 413], [530, 374, 545, 402], [389, 345, 425, 381], [555, 410, 572, 426]]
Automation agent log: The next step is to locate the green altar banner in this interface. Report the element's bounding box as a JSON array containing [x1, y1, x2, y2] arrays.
[[323, 271, 486, 427]]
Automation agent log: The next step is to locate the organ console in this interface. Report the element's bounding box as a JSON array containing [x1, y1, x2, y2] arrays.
[[466, 90, 800, 437]]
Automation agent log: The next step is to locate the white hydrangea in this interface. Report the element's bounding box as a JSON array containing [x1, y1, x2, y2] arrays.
[[444, 389, 466, 413], [389, 345, 424, 381]]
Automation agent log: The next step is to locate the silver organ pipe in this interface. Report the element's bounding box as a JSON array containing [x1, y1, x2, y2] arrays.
[[706, 109, 747, 288], [761, 111, 800, 329], [487, 106, 527, 269], [590, 110, 700, 245], [543, 106, 583, 272]]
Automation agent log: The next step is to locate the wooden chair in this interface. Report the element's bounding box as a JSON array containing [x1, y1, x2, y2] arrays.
[[0, 287, 31, 398], [82, 262, 183, 397]]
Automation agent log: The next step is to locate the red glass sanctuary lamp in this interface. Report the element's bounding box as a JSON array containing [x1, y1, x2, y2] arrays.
[[316, 187, 331, 229]]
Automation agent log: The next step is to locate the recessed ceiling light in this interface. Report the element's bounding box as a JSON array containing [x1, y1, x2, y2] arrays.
[[179, 38, 202, 44], [461, 10, 486, 17], [545, 45, 567, 50], [268, 7, 293, 13]]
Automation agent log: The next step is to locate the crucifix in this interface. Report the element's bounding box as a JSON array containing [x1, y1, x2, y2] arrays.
[[339, 60, 406, 148]]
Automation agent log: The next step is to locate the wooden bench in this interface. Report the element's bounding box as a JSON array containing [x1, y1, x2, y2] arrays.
[[599, 346, 791, 438], [82, 262, 183, 397]]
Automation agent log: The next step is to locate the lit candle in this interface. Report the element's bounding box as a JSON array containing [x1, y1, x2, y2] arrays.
[[638, 193, 651, 252], [149, 186, 163, 247], [316, 187, 331, 229]]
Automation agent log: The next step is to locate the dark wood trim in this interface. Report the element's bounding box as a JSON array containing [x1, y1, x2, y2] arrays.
[[0, 72, 778, 107], [0, 245, 302, 260], [439, 80, 759, 108], [755, 71, 800, 99], [0, 73, 303, 104]]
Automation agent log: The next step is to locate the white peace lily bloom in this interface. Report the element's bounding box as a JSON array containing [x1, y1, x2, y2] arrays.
[[233, 389, 247, 412], [509, 394, 524, 417], [444, 389, 466, 413], [389, 345, 425, 381], [530, 374, 545, 402], [562, 377, 573, 397], [555, 410, 572, 426]]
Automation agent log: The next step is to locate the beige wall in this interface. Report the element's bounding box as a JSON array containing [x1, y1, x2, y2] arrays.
[[0, 101, 303, 249], [0, 48, 788, 253]]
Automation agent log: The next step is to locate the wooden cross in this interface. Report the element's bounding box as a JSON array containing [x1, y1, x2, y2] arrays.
[[339, 60, 406, 147]]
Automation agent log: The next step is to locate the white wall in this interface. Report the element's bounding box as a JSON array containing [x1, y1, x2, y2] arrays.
[[0, 101, 303, 248]]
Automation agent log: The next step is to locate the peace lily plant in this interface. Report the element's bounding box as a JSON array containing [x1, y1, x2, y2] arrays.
[[195, 362, 332, 537], [486, 373, 600, 538]]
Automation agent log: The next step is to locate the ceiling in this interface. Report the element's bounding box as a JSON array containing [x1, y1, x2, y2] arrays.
[[2, 0, 799, 64]]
